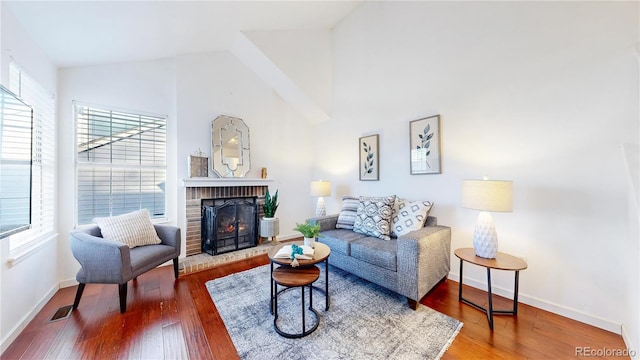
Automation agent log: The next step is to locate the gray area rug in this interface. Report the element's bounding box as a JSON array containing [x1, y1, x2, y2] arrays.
[[206, 264, 462, 360]]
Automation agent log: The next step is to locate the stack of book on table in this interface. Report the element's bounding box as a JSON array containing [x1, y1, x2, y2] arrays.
[[273, 244, 315, 260]]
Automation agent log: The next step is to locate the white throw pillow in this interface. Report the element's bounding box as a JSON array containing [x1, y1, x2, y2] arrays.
[[352, 195, 396, 240], [94, 209, 162, 248], [336, 195, 359, 229], [391, 199, 433, 237]]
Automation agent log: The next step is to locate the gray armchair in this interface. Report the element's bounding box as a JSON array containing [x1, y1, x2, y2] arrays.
[[70, 224, 181, 313]]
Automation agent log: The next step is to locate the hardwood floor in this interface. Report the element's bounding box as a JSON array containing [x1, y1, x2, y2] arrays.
[[1, 254, 627, 360]]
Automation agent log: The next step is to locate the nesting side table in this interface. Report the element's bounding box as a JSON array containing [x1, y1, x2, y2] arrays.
[[455, 248, 527, 330], [267, 242, 331, 338], [271, 265, 320, 338]]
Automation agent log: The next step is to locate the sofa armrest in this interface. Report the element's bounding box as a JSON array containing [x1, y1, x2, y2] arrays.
[[308, 214, 339, 232], [396, 225, 451, 301], [154, 224, 181, 256], [70, 230, 132, 284]]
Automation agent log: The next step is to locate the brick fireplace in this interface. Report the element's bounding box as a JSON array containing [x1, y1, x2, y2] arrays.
[[201, 196, 258, 255], [184, 179, 271, 256]]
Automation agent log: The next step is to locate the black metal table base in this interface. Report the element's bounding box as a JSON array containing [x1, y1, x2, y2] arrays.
[[458, 259, 521, 330], [270, 259, 330, 315], [272, 285, 319, 338]]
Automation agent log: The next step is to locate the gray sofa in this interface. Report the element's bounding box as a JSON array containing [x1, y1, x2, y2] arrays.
[[309, 215, 451, 309]]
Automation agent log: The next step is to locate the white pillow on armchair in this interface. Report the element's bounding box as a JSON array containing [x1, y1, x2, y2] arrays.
[[94, 209, 162, 248]]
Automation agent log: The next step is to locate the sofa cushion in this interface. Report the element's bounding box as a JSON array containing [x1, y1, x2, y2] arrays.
[[94, 209, 161, 248], [350, 237, 397, 271], [317, 229, 366, 256], [353, 195, 396, 240], [336, 195, 359, 229], [391, 199, 433, 237]]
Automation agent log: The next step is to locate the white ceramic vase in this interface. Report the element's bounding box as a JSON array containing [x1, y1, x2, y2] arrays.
[[303, 236, 316, 248]]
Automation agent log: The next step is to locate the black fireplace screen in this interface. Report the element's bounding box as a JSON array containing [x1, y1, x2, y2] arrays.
[[201, 197, 258, 255]]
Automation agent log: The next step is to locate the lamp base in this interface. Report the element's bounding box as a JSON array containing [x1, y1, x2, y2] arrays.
[[473, 211, 498, 259], [315, 197, 326, 217]]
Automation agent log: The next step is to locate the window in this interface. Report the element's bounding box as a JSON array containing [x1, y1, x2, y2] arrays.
[[8, 61, 56, 251], [74, 103, 166, 225], [0, 85, 32, 239]]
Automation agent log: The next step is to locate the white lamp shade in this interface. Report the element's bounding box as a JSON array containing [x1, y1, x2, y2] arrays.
[[462, 179, 513, 259], [461, 180, 513, 212], [310, 180, 331, 197]]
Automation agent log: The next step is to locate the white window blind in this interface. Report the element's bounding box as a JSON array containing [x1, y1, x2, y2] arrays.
[[7, 61, 56, 250], [74, 103, 166, 225], [0, 85, 32, 239]]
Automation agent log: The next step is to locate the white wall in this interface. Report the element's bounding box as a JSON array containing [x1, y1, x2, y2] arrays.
[[622, 143, 640, 356], [57, 59, 177, 283], [245, 30, 333, 117], [323, 1, 638, 333], [175, 51, 314, 241], [0, 7, 58, 352]]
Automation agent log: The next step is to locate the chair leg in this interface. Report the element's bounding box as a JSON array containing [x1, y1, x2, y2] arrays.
[[119, 283, 128, 313], [72, 283, 86, 310], [173, 258, 179, 279]]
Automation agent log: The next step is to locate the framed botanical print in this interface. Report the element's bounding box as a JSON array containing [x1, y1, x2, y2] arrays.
[[359, 134, 379, 181], [410, 115, 441, 174]]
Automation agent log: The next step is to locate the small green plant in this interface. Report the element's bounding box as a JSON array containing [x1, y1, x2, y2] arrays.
[[263, 188, 279, 218], [293, 221, 321, 238]]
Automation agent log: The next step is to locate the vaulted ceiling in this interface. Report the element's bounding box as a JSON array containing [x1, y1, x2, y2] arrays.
[[4, 1, 361, 68]]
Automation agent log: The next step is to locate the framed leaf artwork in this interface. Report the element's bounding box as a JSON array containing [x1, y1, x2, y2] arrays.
[[410, 115, 441, 174], [359, 134, 379, 181]]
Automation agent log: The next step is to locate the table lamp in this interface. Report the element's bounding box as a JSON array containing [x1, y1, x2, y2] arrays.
[[461, 178, 513, 259], [310, 180, 331, 217]]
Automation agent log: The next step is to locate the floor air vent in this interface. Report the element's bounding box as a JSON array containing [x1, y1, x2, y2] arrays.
[[48, 305, 73, 322]]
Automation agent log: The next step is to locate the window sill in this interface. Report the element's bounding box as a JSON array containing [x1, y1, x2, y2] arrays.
[[7, 233, 58, 267]]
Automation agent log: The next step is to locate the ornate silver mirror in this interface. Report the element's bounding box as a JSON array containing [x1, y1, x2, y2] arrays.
[[211, 115, 250, 177]]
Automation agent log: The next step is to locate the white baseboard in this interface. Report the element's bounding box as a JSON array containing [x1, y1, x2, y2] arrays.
[[59, 278, 79, 288], [275, 233, 300, 242], [448, 272, 622, 334], [0, 283, 59, 354], [621, 324, 639, 359]]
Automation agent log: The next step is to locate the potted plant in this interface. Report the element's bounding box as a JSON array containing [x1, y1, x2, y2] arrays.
[[260, 189, 279, 244], [294, 221, 321, 248], [263, 188, 279, 218]]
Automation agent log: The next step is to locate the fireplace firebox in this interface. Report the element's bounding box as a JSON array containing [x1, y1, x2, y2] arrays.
[[201, 197, 258, 255]]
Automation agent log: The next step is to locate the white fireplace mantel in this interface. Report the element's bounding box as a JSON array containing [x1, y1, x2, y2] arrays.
[[181, 178, 274, 188]]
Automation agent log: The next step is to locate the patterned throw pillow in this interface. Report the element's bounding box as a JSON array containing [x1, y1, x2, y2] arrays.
[[94, 209, 162, 248], [336, 195, 359, 229], [391, 199, 433, 237], [353, 195, 396, 240]]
